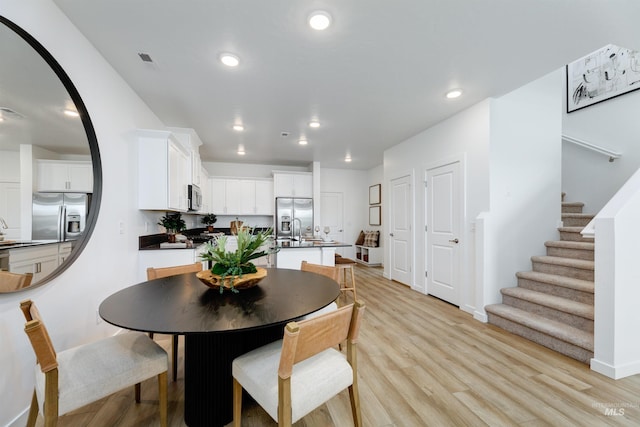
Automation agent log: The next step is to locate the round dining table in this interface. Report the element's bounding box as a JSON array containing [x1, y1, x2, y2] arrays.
[[99, 267, 340, 427]]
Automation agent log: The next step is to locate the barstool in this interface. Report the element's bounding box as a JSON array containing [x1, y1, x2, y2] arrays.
[[334, 255, 357, 301]]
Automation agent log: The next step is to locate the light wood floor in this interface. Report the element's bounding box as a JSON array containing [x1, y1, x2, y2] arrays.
[[40, 265, 640, 426]]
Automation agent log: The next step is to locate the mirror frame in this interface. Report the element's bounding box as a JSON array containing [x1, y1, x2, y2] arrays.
[[0, 15, 102, 290]]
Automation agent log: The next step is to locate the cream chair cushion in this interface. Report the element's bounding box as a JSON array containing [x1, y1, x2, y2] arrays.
[[232, 338, 353, 423], [34, 332, 167, 415], [302, 301, 337, 320]]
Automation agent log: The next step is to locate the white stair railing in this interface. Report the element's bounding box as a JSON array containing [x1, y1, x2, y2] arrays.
[[562, 134, 622, 162]]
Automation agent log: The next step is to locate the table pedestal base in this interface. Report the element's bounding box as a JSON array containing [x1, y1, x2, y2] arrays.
[[184, 325, 284, 427]]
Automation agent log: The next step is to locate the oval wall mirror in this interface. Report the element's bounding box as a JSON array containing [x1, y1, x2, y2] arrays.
[[0, 16, 102, 292]]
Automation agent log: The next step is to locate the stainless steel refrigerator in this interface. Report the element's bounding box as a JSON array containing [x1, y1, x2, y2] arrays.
[[275, 197, 313, 239], [32, 193, 89, 241]]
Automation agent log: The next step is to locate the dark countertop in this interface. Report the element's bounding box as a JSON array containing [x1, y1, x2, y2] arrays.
[[276, 239, 351, 249], [0, 240, 59, 251], [139, 227, 274, 251]]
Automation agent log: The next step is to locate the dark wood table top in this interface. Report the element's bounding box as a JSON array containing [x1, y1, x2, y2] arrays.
[[99, 268, 340, 335]]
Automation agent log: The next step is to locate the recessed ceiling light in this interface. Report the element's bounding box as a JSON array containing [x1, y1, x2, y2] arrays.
[[233, 124, 244, 131], [237, 144, 246, 155], [309, 11, 332, 30], [309, 120, 320, 128], [445, 89, 463, 99], [298, 139, 308, 145], [220, 53, 240, 67], [345, 155, 352, 163], [64, 109, 79, 117]]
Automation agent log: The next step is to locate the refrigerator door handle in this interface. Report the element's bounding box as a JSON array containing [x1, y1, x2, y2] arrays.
[[59, 205, 66, 241]]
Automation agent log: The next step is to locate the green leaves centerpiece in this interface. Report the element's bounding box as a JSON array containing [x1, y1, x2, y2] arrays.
[[200, 227, 277, 293]]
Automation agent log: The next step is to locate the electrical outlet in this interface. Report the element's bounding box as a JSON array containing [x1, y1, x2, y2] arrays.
[[119, 221, 125, 234]]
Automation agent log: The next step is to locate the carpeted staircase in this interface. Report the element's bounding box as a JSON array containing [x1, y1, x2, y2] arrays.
[[485, 197, 595, 363]]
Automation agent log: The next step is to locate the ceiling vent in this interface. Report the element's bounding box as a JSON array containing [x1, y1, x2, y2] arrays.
[[138, 52, 154, 63], [281, 131, 290, 137], [0, 107, 25, 119]]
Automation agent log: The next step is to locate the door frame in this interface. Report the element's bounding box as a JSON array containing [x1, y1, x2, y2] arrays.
[[423, 154, 466, 304], [386, 169, 415, 288]]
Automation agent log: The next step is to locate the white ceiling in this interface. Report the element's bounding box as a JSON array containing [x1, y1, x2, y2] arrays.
[[35, 0, 640, 169]]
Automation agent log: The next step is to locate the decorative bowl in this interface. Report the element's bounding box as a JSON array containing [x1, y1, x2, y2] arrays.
[[196, 267, 267, 291]]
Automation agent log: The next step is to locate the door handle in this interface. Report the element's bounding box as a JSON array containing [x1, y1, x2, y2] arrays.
[[449, 238, 459, 244], [389, 233, 394, 237]]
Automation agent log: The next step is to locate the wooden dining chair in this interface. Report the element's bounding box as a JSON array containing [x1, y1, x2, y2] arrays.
[[20, 299, 168, 427], [0, 270, 33, 292], [232, 300, 366, 427], [300, 261, 340, 318], [146, 261, 203, 381]]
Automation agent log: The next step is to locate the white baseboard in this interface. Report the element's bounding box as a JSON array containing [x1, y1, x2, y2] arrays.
[[474, 310, 488, 323], [591, 357, 640, 379]]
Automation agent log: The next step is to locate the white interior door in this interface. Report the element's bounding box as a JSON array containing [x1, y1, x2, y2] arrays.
[[320, 192, 345, 254], [389, 175, 412, 285], [426, 161, 461, 305]]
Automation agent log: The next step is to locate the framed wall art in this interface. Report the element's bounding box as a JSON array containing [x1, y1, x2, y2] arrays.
[[567, 44, 640, 113], [369, 206, 381, 226], [369, 184, 381, 205]]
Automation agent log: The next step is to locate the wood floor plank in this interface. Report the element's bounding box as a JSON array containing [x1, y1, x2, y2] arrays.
[[39, 265, 640, 427]]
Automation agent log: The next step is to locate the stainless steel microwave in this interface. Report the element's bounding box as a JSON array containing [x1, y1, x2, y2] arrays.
[[188, 184, 202, 211]]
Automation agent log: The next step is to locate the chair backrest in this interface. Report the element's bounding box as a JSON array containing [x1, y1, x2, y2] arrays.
[[300, 261, 340, 282], [278, 301, 365, 379], [0, 271, 33, 291], [146, 262, 203, 280], [20, 299, 58, 373]]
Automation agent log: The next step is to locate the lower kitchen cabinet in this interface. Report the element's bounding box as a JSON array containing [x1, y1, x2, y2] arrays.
[[9, 244, 60, 284]]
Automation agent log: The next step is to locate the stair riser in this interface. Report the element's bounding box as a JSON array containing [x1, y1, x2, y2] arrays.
[[532, 261, 594, 281], [487, 314, 593, 363], [562, 206, 583, 214], [559, 231, 592, 242], [517, 278, 594, 305], [563, 217, 594, 227], [501, 294, 593, 332], [546, 246, 594, 261]]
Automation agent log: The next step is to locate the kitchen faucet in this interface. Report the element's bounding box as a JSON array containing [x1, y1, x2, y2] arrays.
[[292, 218, 302, 241]]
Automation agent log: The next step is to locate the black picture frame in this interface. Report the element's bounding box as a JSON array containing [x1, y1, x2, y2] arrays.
[[369, 206, 381, 226], [369, 184, 381, 205], [567, 44, 640, 113]]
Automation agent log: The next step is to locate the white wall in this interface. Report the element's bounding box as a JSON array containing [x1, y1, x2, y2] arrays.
[[591, 169, 640, 379], [562, 84, 640, 212], [0, 1, 166, 425], [483, 69, 563, 314], [319, 168, 369, 259], [383, 100, 491, 313]]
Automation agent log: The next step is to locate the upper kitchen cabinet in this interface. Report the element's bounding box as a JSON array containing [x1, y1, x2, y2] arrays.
[[273, 171, 312, 198], [169, 127, 203, 188], [36, 159, 93, 192], [209, 177, 273, 215], [137, 129, 190, 211]]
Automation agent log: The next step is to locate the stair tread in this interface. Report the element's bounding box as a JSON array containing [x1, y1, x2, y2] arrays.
[[562, 202, 584, 207], [561, 213, 594, 218], [485, 304, 594, 351], [531, 255, 594, 270], [544, 240, 594, 250], [516, 271, 594, 293], [558, 226, 588, 232], [500, 287, 594, 319]]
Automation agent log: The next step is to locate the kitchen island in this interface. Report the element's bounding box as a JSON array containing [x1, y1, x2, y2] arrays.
[[274, 239, 351, 269]]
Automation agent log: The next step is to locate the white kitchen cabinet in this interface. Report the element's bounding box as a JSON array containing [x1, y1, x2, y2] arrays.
[[254, 179, 274, 215], [36, 160, 93, 192], [273, 172, 312, 198], [199, 166, 210, 213], [58, 242, 72, 265], [208, 177, 274, 215], [9, 243, 59, 284], [210, 178, 227, 214], [137, 129, 190, 211]]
